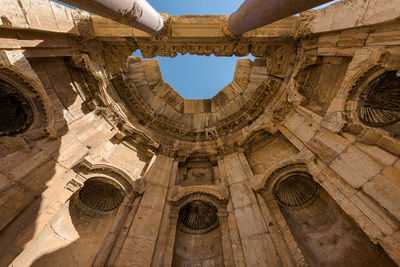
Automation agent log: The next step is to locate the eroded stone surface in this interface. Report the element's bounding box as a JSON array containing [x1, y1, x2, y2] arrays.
[[1, 0, 400, 266]]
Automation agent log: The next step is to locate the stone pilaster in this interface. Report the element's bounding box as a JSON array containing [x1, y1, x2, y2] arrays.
[[222, 152, 281, 266], [218, 210, 236, 267], [162, 207, 179, 266], [113, 155, 175, 266]]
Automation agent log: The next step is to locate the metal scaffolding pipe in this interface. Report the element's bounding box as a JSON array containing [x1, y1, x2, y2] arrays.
[[229, 0, 333, 35], [58, 0, 164, 33]]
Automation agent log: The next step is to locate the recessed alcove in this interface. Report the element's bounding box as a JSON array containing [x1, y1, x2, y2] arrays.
[[275, 173, 396, 266], [173, 200, 224, 266], [358, 71, 400, 130], [0, 75, 34, 136], [78, 178, 124, 212]]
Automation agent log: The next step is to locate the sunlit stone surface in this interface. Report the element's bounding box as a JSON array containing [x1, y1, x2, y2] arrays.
[[0, 0, 400, 266]]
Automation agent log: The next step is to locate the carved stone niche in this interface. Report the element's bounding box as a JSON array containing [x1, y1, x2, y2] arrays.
[[0, 69, 47, 137], [176, 153, 220, 186], [177, 200, 219, 234], [78, 177, 124, 212], [357, 70, 400, 136], [241, 129, 275, 153], [294, 56, 351, 116]]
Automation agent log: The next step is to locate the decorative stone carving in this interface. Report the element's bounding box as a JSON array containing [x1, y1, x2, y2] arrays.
[[273, 172, 318, 206], [0, 81, 33, 136], [179, 168, 214, 186], [357, 71, 400, 127], [0, 69, 48, 137], [177, 153, 219, 186], [177, 200, 219, 234], [79, 178, 124, 212]]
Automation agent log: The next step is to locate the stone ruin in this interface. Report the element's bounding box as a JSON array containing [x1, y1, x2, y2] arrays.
[[0, 0, 400, 266]]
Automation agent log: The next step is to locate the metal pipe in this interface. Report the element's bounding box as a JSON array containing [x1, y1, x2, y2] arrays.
[[58, 0, 164, 33], [229, 0, 333, 35]]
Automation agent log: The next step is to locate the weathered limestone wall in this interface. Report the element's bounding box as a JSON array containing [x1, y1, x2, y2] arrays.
[[280, 187, 395, 266], [279, 107, 400, 264], [222, 153, 281, 266], [0, 0, 81, 34], [112, 156, 176, 267], [172, 227, 224, 266], [11, 196, 118, 267], [1, 0, 400, 266], [0, 47, 149, 266], [245, 134, 299, 175]]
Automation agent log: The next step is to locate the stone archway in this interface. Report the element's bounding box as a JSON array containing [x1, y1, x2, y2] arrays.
[[164, 192, 233, 267], [259, 164, 396, 267]]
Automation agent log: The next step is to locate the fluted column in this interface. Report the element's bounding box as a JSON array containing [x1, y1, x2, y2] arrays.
[[58, 0, 164, 33], [229, 0, 333, 35]]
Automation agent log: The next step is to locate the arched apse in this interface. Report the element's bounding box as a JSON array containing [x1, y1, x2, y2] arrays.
[[262, 165, 396, 266]]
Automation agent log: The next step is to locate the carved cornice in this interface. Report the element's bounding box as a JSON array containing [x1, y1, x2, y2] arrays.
[[90, 15, 298, 58]]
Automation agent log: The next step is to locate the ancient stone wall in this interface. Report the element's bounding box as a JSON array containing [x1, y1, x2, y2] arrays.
[[0, 0, 400, 266]]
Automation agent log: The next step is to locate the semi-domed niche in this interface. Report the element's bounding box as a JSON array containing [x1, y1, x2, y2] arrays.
[[0, 74, 34, 136], [358, 71, 400, 131], [173, 200, 224, 266], [274, 172, 395, 266], [178, 200, 218, 234], [79, 178, 124, 212], [274, 172, 318, 206]]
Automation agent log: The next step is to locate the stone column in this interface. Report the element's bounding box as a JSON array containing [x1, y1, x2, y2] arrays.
[[258, 191, 307, 266], [218, 158, 246, 266], [106, 195, 142, 265], [92, 194, 137, 267], [228, 0, 332, 34], [113, 155, 175, 266], [162, 207, 179, 266], [218, 210, 236, 267], [58, 0, 164, 33], [151, 161, 179, 267], [222, 152, 280, 266]]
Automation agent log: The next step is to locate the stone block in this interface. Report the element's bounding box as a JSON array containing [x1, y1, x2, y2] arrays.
[[139, 184, 168, 211], [143, 60, 162, 87], [21, 0, 59, 32], [50, 1, 78, 34], [229, 182, 254, 209], [130, 207, 163, 241], [339, 198, 383, 240], [52, 137, 89, 168], [330, 146, 383, 188], [354, 142, 398, 166], [116, 237, 156, 266], [292, 120, 318, 143], [362, 0, 400, 26], [233, 205, 265, 238], [0, 0, 29, 29], [351, 191, 398, 236], [240, 235, 279, 266], [6, 150, 51, 182], [362, 173, 400, 221], [283, 112, 306, 132]]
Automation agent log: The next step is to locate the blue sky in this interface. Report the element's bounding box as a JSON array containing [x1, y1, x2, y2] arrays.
[[53, 0, 339, 99], [135, 0, 339, 99]]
